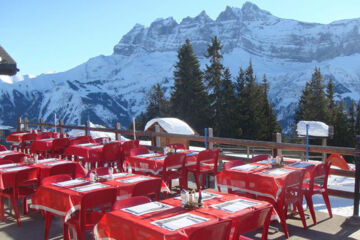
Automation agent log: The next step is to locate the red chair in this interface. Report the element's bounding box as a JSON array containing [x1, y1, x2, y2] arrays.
[[0, 144, 7, 151], [49, 163, 76, 178], [251, 155, 268, 163], [326, 153, 353, 171], [129, 146, 150, 156], [229, 205, 273, 240], [132, 178, 162, 200], [0, 167, 39, 225], [159, 153, 186, 195], [64, 188, 117, 240], [2, 153, 27, 163], [166, 143, 186, 150], [70, 136, 96, 145], [21, 133, 40, 153], [41, 174, 72, 240], [51, 138, 71, 158], [303, 161, 332, 225], [112, 196, 151, 210], [121, 140, 139, 167], [258, 170, 307, 238], [186, 219, 232, 240], [38, 132, 54, 139], [187, 149, 220, 190], [101, 141, 122, 168]]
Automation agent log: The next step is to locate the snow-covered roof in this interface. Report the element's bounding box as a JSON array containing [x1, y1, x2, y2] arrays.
[[67, 121, 128, 141], [144, 118, 195, 135], [296, 121, 329, 137], [0, 125, 13, 130]]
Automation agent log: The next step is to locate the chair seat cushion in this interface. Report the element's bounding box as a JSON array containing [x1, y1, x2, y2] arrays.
[[302, 183, 325, 193], [66, 211, 104, 230]]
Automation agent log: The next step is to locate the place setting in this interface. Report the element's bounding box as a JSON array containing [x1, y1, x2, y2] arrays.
[[122, 201, 173, 216]]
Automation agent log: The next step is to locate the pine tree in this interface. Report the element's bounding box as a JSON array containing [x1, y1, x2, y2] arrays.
[[356, 100, 360, 135], [170, 39, 210, 132], [146, 83, 169, 119], [348, 101, 356, 146], [294, 68, 330, 123], [216, 68, 237, 137], [327, 77, 336, 124], [330, 101, 351, 146], [204, 36, 224, 131]]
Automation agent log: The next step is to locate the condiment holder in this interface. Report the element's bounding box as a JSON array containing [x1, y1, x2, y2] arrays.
[[181, 190, 203, 209]]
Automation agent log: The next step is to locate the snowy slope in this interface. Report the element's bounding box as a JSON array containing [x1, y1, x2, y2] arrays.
[[1, 2, 360, 133]]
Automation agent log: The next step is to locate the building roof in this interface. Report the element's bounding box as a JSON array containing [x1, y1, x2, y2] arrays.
[[296, 121, 329, 137], [144, 117, 196, 135], [0, 45, 19, 76]]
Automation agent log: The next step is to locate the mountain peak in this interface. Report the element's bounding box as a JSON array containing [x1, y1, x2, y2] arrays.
[[241, 2, 273, 21], [216, 6, 240, 22]]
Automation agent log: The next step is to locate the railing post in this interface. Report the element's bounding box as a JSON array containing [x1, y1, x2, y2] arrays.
[[246, 146, 250, 160], [155, 124, 161, 147], [115, 122, 121, 141], [354, 135, 360, 217], [17, 117, 22, 132], [85, 120, 89, 136], [23, 117, 29, 132], [208, 128, 213, 149], [59, 119, 65, 136], [322, 138, 327, 162], [273, 132, 282, 157], [39, 118, 45, 132]]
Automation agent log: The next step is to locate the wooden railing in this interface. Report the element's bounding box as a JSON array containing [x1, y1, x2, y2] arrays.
[[17, 117, 360, 217]]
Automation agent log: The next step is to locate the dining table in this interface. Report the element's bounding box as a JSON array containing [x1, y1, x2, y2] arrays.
[[64, 142, 104, 168], [0, 150, 25, 160], [31, 173, 168, 221], [30, 138, 56, 155], [94, 189, 273, 240], [216, 159, 318, 201]]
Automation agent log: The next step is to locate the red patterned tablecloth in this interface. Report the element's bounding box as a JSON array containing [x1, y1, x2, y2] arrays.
[[6, 132, 27, 143], [0, 150, 24, 160], [0, 165, 37, 190], [30, 138, 55, 153], [64, 143, 104, 164], [32, 159, 87, 179], [94, 190, 272, 240], [31, 173, 167, 220]]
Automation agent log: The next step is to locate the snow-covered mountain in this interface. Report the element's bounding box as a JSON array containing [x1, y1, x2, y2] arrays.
[[1, 2, 360, 133]]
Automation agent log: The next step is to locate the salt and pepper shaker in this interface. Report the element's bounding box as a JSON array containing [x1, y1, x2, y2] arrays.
[[268, 155, 272, 168], [90, 172, 95, 183], [34, 154, 39, 164], [108, 167, 114, 180]]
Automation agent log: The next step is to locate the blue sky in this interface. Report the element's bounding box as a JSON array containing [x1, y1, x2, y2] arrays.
[[1, 0, 359, 76]]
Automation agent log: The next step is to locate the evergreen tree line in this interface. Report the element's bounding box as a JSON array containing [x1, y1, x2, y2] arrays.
[[294, 67, 360, 147], [136, 37, 281, 141]]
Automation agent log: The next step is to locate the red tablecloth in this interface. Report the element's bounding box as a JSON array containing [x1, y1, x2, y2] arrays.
[[32, 159, 87, 179], [64, 143, 104, 163], [0, 150, 24, 160], [6, 132, 27, 143], [31, 173, 166, 221], [30, 138, 55, 153], [216, 160, 317, 201], [94, 190, 272, 240], [125, 151, 198, 175], [0, 165, 37, 190]]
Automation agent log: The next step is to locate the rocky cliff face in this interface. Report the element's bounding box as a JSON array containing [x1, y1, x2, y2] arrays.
[[1, 2, 360, 133]]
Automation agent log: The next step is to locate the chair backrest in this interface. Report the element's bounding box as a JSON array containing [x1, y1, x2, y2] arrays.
[[39, 132, 54, 139], [282, 170, 305, 204], [2, 153, 26, 163], [70, 136, 95, 145], [187, 219, 232, 240], [112, 196, 151, 210], [79, 188, 117, 229], [309, 162, 331, 191], [251, 155, 268, 163], [163, 153, 186, 173], [132, 178, 162, 200], [49, 163, 76, 178], [102, 142, 122, 163], [196, 149, 220, 174], [15, 167, 39, 188], [41, 174, 72, 186], [52, 138, 71, 153], [0, 160, 14, 165], [122, 140, 140, 158], [0, 144, 7, 151], [22, 133, 40, 146], [224, 160, 245, 170], [326, 153, 352, 171], [166, 143, 186, 150], [129, 146, 149, 157]]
